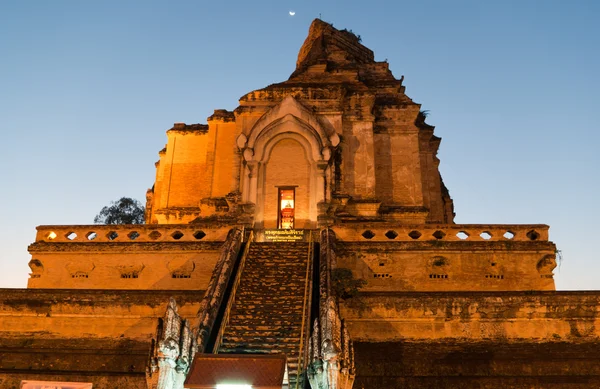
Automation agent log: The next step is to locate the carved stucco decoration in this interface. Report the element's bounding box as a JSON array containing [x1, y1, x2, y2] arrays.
[[147, 229, 244, 389], [307, 229, 355, 389], [428, 255, 449, 269], [238, 96, 338, 165], [321, 146, 332, 161], [167, 255, 196, 276], [537, 254, 557, 278], [246, 96, 332, 150], [237, 97, 338, 223], [242, 147, 254, 162], [329, 132, 340, 147], [308, 300, 355, 389], [117, 263, 145, 278], [28, 258, 44, 278], [360, 252, 392, 273], [65, 259, 95, 278], [427, 256, 451, 279], [147, 298, 195, 389], [236, 133, 248, 149]]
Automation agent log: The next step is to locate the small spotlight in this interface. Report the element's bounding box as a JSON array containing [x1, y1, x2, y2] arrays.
[[216, 385, 252, 389], [48, 232, 57, 240]]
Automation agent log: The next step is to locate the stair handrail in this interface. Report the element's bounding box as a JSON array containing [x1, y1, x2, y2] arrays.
[[212, 229, 254, 353], [296, 231, 315, 389], [194, 227, 243, 354]]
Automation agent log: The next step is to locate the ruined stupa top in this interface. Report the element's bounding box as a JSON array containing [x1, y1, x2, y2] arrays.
[[241, 19, 413, 115], [292, 19, 376, 77]]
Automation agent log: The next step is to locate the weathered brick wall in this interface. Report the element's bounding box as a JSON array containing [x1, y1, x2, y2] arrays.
[[343, 291, 600, 388], [341, 291, 600, 341], [209, 119, 238, 198], [334, 225, 556, 291], [159, 125, 211, 209], [27, 225, 226, 290], [373, 107, 425, 207], [353, 340, 600, 389], [418, 124, 450, 223], [148, 115, 239, 224], [0, 289, 204, 340], [342, 120, 378, 199], [0, 289, 204, 389]]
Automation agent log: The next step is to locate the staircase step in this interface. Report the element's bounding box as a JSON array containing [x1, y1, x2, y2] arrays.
[[218, 240, 312, 384], [224, 330, 301, 338], [227, 318, 302, 323], [222, 336, 301, 344], [220, 342, 300, 351], [227, 324, 300, 331]]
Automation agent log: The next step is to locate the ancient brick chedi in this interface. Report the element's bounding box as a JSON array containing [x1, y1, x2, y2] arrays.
[[2, 19, 598, 389], [146, 19, 454, 227]]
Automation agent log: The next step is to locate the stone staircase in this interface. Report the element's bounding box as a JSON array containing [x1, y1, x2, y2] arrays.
[[217, 241, 312, 388]]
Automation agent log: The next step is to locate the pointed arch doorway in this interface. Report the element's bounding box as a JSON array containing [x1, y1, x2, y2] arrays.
[[237, 96, 339, 229]]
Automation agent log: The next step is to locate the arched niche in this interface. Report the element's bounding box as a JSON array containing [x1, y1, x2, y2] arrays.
[[258, 134, 315, 229], [240, 99, 333, 228]]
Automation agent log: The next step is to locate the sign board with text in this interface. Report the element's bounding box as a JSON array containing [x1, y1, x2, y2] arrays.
[[263, 229, 306, 242]]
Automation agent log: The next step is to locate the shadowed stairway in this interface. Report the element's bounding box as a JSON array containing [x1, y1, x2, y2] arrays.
[[216, 241, 313, 388]]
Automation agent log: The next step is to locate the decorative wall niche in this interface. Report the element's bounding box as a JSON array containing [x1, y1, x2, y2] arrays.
[[428, 256, 450, 280], [66, 260, 95, 279], [117, 264, 145, 279], [537, 254, 557, 278], [167, 256, 196, 279], [28, 259, 44, 279]]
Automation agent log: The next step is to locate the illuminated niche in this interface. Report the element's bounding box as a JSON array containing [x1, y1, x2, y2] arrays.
[[278, 187, 295, 229]]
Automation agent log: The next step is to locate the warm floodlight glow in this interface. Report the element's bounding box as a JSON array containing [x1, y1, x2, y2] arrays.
[[48, 231, 57, 240], [216, 385, 252, 389]]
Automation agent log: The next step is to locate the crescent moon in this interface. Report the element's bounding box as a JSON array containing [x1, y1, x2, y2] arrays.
[[289, 11, 296, 16]]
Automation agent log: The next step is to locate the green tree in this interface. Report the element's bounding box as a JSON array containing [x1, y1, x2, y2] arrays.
[[94, 197, 145, 224]]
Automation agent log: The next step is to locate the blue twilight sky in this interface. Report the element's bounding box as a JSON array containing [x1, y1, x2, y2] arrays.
[[0, 1, 598, 289]]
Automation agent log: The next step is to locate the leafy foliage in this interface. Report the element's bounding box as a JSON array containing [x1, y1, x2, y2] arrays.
[[331, 268, 367, 300], [94, 197, 145, 225]]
